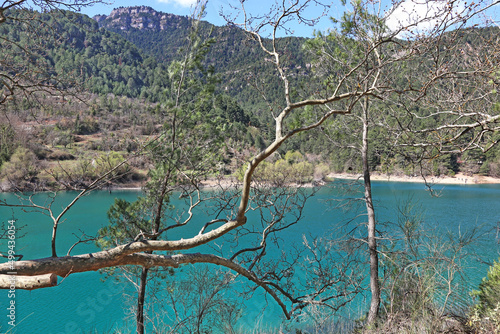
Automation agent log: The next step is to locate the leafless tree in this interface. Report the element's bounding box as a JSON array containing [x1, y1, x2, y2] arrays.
[[301, 0, 499, 324]]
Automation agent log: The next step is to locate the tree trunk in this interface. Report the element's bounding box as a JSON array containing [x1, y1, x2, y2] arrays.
[[136, 267, 148, 334], [362, 99, 380, 324]]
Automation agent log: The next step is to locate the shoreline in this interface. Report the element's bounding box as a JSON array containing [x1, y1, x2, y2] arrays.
[[329, 172, 500, 185], [4, 172, 500, 193]]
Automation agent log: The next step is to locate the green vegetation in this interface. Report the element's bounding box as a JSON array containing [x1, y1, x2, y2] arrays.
[[0, 147, 39, 190], [470, 259, 500, 333], [1, 7, 498, 191], [235, 150, 329, 184], [97, 7, 309, 113]]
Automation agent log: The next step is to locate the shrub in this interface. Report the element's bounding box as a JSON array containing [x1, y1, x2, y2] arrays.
[[373, 201, 474, 334], [0, 147, 40, 189], [469, 259, 500, 333]]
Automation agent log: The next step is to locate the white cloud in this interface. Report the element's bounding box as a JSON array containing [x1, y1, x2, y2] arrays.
[[156, 0, 198, 8], [385, 0, 466, 36]]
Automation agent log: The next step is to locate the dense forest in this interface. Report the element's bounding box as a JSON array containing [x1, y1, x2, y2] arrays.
[[0, 6, 498, 192], [0, 6, 499, 192]]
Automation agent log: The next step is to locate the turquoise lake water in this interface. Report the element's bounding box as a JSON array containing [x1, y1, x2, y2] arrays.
[[1, 181, 499, 333]]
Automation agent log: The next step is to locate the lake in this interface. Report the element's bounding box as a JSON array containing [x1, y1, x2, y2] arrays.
[[1, 180, 499, 333]]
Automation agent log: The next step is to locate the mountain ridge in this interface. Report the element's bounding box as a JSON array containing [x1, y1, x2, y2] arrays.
[[93, 6, 192, 32], [94, 6, 311, 114]]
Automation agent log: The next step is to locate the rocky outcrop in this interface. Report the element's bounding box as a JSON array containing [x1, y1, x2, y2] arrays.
[[93, 6, 189, 31]]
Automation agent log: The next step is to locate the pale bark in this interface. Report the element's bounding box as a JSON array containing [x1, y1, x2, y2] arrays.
[[362, 98, 380, 324], [0, 273, 57, 290], [0, 252, 291, 317]]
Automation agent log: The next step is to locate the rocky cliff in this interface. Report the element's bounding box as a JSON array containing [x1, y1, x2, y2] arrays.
[[93, 6, 189, 31]]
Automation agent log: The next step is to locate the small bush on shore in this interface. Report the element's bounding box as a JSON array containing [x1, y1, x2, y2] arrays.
[[469, 259, 500, 333]]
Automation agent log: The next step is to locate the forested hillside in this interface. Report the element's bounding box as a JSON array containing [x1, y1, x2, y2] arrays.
[[92, 7, 500, 179], [0, 9, 173, 100], [0, 8, 261, 190], [95, 6, 310, 114], [0, 6, 499, 191]]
